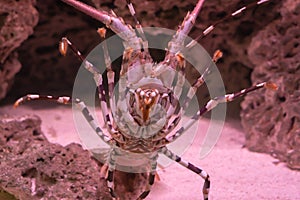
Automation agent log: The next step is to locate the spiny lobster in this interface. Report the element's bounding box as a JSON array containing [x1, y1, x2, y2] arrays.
[[14, 0, 278, 199]]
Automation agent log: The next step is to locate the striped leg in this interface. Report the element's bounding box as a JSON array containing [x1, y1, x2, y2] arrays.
[[167, 82, 278, 142], [182, 50, 223, 111], [160, 50, 223, 135], [59, 37, 101, 75], [97, 28, 117, 130], [151, 52, 189, 124], [137, 152, 158, 200], [106, 149, 158, 200], [114, 48, 143, 133], [14, 95, 111, 143], [59, 37, 117, 131], [97, 28, 115, 105], [155, 53, 186, 121], [106, 149, 118, 200], [159, 147, 210, 200], [186, 0, 271, 48]]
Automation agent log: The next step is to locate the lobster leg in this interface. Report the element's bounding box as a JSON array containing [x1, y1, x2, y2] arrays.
[[167, 82, 278, 142], [115, 47, 152, 134], [158, 50, 222, 136], [106, 149, 118, 200], [14, 95, 111, 143], [136, 152, 158, 200], [154, 50, 221, 134], [59, 37, 100, 75], [59, 37, 117, 132], [116, 76, 140, 134], [106, 148, 159, 200], [182, 50, 223, 111], [97, 28, 117, 130], [160, 147, 210, 200]]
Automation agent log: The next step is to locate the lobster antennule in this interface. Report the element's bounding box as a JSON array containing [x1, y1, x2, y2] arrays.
[[60, 0, 140, 47], [167, 0, 206, 53], [177, 0, 206, 38], [191, 0, 206, 19], [61, 0, 110, 24], [158, 0, 206, 76]]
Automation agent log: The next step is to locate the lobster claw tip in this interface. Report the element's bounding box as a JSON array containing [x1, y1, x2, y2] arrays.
[[265, 82, 278, 91]]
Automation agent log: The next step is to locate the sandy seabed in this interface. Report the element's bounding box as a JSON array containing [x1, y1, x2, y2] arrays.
[[1, 103, 299, 200]]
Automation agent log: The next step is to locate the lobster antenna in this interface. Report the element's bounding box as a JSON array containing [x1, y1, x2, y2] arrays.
[[126, 0, 140, 26], [60, 0, 140, 48], [186, 0, 271, 48]]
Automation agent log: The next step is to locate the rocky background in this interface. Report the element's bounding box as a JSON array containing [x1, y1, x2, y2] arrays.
[[0, 115, 148, 200], [0, 0, 299, 198], [241, 0, 300, 170], [0, 115, 110, 200], [0, 0, 38, 101]]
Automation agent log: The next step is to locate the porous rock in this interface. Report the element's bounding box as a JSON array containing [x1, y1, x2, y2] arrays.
[[0, 115, 111, 200], [0, 114, 148, 199], [241, 0, 300, 170]]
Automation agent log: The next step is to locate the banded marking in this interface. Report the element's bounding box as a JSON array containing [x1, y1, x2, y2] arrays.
[[136, 153, 158, 199], [14, 94, 111, 143], [14, 94, 72, 108], [186, 0, 271, 48], [168, 82, 277, 142], [59, 36, 117, 133], [126, 0, 147, 42], [182, 49, 223, 111], [160, 147, 210, 200]]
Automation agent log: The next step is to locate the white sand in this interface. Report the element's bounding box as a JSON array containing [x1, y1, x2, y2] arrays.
[[1, 103, 299, 200]]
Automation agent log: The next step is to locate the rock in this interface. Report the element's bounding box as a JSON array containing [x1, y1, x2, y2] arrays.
[[0, 114, 148, 199], [0, 53, 21, 101], [0, 115, 111, 200], [0, 0, 38, 100], [241, 0, 300, 170], [10, 0, 103, 98]]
